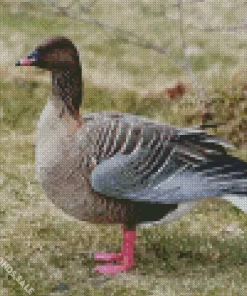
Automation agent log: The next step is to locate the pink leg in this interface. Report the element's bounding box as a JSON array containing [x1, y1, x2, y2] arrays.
[[94, 226, 136, 274]]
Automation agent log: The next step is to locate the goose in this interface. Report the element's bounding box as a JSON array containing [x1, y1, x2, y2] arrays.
[[16, 37, 247, 274]]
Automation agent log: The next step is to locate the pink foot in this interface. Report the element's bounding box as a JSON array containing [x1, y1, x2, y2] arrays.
[[94, 263, 133, 275], [94, 252, 122, 262], [93, 227, 136, 275]]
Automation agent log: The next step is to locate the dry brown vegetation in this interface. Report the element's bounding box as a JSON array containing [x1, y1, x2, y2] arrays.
[[0, 1, 247, 295]]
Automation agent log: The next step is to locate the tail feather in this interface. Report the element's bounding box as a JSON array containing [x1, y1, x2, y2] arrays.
[[222, 194, 247, 213]]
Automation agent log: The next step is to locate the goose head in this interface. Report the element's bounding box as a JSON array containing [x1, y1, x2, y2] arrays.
[[15, 36, 80, 71], [16, 37, 83, 125]]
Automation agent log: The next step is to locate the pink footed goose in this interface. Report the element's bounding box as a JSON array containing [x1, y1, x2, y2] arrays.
[[16, 37, 247, 274]]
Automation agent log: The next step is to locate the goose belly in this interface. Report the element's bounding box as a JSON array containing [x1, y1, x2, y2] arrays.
[[35, 130, 94, 221], [36, 140, 129, 223], [38, 163, 96, 221]]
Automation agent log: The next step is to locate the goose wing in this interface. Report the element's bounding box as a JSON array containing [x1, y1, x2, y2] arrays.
[[82, 113, 245, 204]]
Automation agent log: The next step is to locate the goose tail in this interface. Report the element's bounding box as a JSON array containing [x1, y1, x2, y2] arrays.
[[222, 194, 247, 213]]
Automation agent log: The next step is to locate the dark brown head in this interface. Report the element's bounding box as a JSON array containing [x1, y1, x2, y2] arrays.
[[16, 37, 83, 121], [15, 36, 81, 71]]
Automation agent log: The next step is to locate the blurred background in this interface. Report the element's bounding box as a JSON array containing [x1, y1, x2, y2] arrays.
[[1, 1, 247, 295]]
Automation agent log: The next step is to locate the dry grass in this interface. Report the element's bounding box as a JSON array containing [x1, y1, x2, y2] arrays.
[[0, 1, 247, 295]]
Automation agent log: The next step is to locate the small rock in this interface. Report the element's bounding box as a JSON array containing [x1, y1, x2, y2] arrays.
[[51, 283, 70, 292]]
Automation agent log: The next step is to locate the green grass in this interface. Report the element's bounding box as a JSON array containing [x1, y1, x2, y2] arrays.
[[1, 1, 247, 295]]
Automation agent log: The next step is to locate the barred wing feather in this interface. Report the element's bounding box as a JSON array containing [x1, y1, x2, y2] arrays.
[[87, 114, 247, 204]]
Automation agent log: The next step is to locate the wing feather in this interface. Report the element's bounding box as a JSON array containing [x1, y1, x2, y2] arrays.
[[81, 112, 246, 204]]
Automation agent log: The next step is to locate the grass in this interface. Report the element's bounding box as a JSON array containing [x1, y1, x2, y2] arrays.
[[0, 1, 247, 295]]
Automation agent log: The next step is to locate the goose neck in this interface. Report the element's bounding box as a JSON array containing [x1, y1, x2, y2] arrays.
[[51, 66, 83, 121]]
